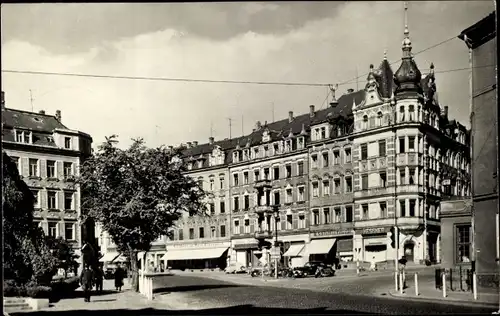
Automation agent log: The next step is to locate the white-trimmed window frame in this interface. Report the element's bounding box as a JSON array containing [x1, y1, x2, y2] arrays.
[[312, 181, 319, 197], [64, 222, 76, 240], [47, 190, 58, 210], [297, 186, 305, 202]]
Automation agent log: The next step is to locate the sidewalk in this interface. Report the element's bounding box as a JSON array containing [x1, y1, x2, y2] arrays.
[[387, 281, 499, 309]]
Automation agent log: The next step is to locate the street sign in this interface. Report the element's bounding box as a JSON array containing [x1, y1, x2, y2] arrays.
[[270, 254, 281, 260]]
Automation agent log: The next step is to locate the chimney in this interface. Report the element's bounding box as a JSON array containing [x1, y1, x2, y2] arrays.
[[309, 105, 315, 117], [288, 111, 294, 123], [209, 137, 214, 145], [168, 145, 174, 151], [55, 110, 61, 121], [347, 88, 354, 94], [1, 91, 5, 109], [444, 106, 449, 117], [193, 141, 198, 147], [255, 121, 262, 130], [186, 142, 192, 148], [39, 110, 46, 114]]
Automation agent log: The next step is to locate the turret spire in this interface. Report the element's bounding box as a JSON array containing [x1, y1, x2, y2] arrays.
[[402, 1, 412, 58]]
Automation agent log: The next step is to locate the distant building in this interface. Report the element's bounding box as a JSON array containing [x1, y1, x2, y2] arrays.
[[440, 198, 472, 269], [458, 11, 498, 288], [1, 91, 93, 270]]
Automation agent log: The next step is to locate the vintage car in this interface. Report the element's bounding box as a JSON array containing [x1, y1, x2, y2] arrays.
[[293, 261, 335, 278]]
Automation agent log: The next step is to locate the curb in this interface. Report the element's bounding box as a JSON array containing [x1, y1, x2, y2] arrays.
[[386, 289, 499, 309]]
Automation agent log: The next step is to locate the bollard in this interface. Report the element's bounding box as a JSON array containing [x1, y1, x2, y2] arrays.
[[473, 272, 478, 300], [399, 272, 404, 294], [442, 272, 447, 297], [415, 272, 419, 296], [394, 271, 399, 291]]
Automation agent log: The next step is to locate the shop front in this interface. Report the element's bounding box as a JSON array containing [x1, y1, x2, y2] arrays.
[[359, 227, 391, 264], [231, 239, 260, 268], [164, 241, 230, 270], [308, 229, 353, 265], [281, 234, 309, 268]]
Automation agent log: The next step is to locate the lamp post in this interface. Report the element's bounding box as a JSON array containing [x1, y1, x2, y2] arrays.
[[273, 206, 279, 279]]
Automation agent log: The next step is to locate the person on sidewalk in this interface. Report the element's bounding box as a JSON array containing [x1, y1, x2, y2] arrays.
[[369, 257, 377, 272], [94, 267, 104, 293], [398, 256, 407, 289], [80, 265, 94, 302], [114, 263, 125, 292]]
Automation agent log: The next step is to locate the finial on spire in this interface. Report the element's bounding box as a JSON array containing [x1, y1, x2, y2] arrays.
[[369, 64, 374, 70], [404, 2, 408, 33], [384, 49, 387, 60]]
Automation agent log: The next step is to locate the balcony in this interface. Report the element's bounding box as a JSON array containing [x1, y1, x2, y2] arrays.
[[396, 152, 422, 166], [254, 205, 273, 215], [360, 157, 387, 172], [354, 187, 395, 199], [254, 179, 272, 189], [355, 218, 395, 228], [396, 184, 423, 194], [254, 229, 273, 240]]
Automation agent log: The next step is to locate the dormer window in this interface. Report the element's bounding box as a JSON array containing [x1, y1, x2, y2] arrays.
[[321, 127, 326, 139], [264, 145, 269, 157], [273, 143, 279, 154], [253, 147, 259, 159], [297, 137, 304, 150], [363, 115, 369, 129], [197, 160, 203, 168], [285, 140, 291, 152], [377, 112, 383, 127], [64, 137, 71, 149], [188, 162, 193, 170], [15, 130, 32, 144], [233, 151, 239, 163], [243, 149, 249, 160]]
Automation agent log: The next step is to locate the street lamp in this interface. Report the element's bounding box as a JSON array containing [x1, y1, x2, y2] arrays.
[[273, 206, 280, 279]]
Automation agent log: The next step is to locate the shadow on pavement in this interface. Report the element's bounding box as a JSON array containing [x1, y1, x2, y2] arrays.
[[50, 290, 119, 303], [153, 284, 241, 294], [11, 305, 377, 315]]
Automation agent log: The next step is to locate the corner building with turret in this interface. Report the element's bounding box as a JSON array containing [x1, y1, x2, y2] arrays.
[[165, 22, 471, 271]]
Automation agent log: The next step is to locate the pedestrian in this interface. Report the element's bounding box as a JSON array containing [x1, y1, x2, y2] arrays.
[[94, 267, 103, 293], [369, 256, 377, 271], [398, 256, 407, 289], [114, 263, 125, 291], [80, 265, 94, 302]]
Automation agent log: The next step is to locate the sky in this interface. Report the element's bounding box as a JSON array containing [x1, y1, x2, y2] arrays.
[[1, 2, 495, 149]]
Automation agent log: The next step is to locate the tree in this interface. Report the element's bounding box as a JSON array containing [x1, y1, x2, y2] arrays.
[[46, 236, 80, 277], [78, 136, 207, 292], [2, 152, 57, 285]]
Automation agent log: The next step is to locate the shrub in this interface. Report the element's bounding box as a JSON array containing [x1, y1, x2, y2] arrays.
[[26, 286, 52, 299], [3, 284, 27, 297]]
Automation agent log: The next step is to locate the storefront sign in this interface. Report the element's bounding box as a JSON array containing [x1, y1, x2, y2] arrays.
[[312, 230, 352, 238], [361, 227, 388, 235]]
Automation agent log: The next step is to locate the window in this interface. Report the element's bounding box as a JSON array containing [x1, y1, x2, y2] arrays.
[[298, 214, 306, 229], [189, 228, 195, 239], [254, 170, 260, 182], [210, 202, 215, 215], [345, 148, 352, 163], [400, 200, 406, 217], [408, 136, 415, 151], [244, 219, 250, 233], [217, 177, 224, 189], [408, 105, 415, 121], [273, 167, 280, 180], [264, 168, 270, 180], [363, 115, 368, 129], [48, 191, 57, 209], [253, 148, 259, 158], [220, 225, 226, 237], [323, 208, 331, 224], [334, 208, 342, 223], [456, 225, 471, 263], [323, 180, 330, 196], [321, 127, 326, 139], [179, 229, 184, 240], [220, 201, 225, 214], [313, 210, 320, 225], [64, 137, 71, 149], [63, 162, 73, 178], [274, 191, 280, 205], [233, 173, 239, 186], [233, 196, 239, 211], [28, 190, 39, 209], [286, 188, 293, 203], [210, 178, 215, 191], [48, 222, 58, 238], [65, 223, 74, 240], [333, 151, 340, 165], [345, 177, 352, 193], [29, 159, 38, 177], [264, 146, 269, 157], [12, 156, 20, 172], [64, 192, 73, 210], [322, 152, 329, 167], [286, 215, 293, 229], [297, 137, 305, 149], [46, 160, 56, 178], [197, 161, 203, 168], [334, 178, 341, 194], [197, 178, 203, 188], [199, 227, 205, 239], [286, 164, 292, 178], [399, 106, 405, 122], [361, 174, 368, 190], [210, 226, 216, 238], [362, 204, 369, 220], [361, 144, 368, 160], [244, 195, 250, 210], [312, 182, 319, 197], [273, 143, 279, 154], [297, 186, 305, 202], [400, 168, 406, 185], [346, 206, 353, 222], [377, 111, 383, 126], [399, 137, 406, 153], [16, 130, 24, 142], [409, 200, 416, 217], [380, 172, 387, 187], [378, 140, 386, 156], [297, 161, 304, 176], [409, 168, 416, 185], [311, 154, 318, 168], [380, 202, 387, 218]]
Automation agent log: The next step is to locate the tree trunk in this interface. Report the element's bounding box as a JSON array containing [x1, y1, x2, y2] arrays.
[[128, 245, 140, 292]]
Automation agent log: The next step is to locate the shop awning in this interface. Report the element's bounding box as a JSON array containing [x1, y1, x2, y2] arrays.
[[283, 244, 305, 257], [162, 247, 228, 261], [308, 238, 336, 255], [99, 252, 120, 263], [112, 255, 128, 263], [233, 243, 259, 250]]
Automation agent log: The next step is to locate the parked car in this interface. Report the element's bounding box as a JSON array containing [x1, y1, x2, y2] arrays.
[[293, 261, 335, 277], [224, 263, 247, 274]]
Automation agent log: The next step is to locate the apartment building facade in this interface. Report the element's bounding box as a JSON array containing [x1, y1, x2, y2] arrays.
[[1, 91, 93, 268]]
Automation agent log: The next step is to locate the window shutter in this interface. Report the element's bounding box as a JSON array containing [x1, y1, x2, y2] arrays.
[[239, 225, 244, 234], [305, 214, 310, 229], [40, 160, 47, 178], [293, 214, 298, 229], [281, 215, 286, 230], [250, 220, 254, 233], [40, 190, 47, 209], [41, 221, 48, 235], [58, 191, 64, 210], [56, 222, 60, 238], [22, 158, 29, 177], [57, 161, 63, 179]]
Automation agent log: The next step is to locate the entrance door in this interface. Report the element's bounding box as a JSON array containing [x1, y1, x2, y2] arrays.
[[404, 242, 414, 262]]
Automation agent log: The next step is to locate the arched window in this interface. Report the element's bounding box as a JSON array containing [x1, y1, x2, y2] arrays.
[[377, 111, 383, 126], [399, 106, 405, 122], [408, 105, 415, 121], [363, 115, 368, 129]]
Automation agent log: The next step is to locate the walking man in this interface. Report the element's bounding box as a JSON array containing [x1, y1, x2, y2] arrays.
[[114, 263, 125, 292], [80, 265, 94, 302], [94, 267, 104, 293]]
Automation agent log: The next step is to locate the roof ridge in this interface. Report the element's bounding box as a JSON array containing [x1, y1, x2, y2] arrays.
[[3, 107, 58, 118]]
